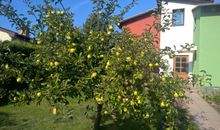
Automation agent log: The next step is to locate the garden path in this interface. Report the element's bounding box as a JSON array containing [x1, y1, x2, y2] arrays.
[[186, 89, 220, 130]]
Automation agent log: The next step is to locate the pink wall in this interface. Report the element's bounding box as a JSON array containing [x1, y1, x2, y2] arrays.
[[121, 13, 160, 48]]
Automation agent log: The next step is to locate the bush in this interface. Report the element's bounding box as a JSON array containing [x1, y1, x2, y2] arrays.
[[0, 40, 36, 104]]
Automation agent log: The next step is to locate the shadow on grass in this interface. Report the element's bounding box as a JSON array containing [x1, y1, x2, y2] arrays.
[[99, 118, 151, 130], [0, 112, 17, 127], [0, 111, 34, 130], [93, 108, 198, 130]]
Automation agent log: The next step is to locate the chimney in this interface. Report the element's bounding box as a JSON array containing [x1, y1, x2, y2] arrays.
[[19, 26, 29, 37]]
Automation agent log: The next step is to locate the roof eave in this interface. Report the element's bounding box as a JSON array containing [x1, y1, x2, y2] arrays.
[[119, 8, 157, 28]]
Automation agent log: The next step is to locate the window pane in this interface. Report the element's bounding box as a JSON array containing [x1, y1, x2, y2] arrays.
[[182, 63, 188, 72], [182, 57, 187, 63], [176, 57, 180, 62], [173, 9, 184, 26], [176, 63, 180, 67]]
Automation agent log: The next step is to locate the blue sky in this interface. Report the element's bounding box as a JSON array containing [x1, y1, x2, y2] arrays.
[[0, 0, 156, 32], [0, 0, 220, 32]]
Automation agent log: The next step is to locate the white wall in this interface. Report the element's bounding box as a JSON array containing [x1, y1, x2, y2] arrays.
[[0, 31, 12, 42], [160, 1, 198, 74]]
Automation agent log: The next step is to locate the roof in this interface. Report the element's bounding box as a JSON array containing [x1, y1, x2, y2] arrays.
[[0, 27, 30, 41], [163, 0, 214, 3], [119, 9, 157, 28], [193, 2, 220, 11], [193, 0, 214, 2]]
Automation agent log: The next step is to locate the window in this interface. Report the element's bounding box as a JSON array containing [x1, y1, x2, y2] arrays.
[[174, 56, 189, 73], [172, 9, 184, 26]]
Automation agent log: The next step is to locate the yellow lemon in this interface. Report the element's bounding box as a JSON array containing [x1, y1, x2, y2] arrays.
[[154, 63, 159, 67], [98, 11, 102, 14], [200, 82, 205, 86], [37, 40, 41, 44], [52, 107, 57, 115], [116, 52, 120, 56], [39, 32, 43, 36], [54, 61, 60, 66], [130, 100, 135, 106], [45, 14, 50, 18], [66, 35, 71, 40], [133, 60, 138, 65], [133, 90, 138, 96], [138, 99, 141, 104], [87, 46, 92, 51], [16, 77, 22, 83], [160, 101, 166, 107], [179, 92, 184, 97], [37, 92, 41, 97], [95, 96, 104, 104], [107, 31, 111, 36], [174, 92, 179, 98], [100, 54, 104, 58], [91, 72, 97, 78], [143, 113, 150, 119], [87, 54, 92, 59], [108, 25, 114, 30], [68, 48, 76, 53], [50, 62, 54, 66], [72, 43, 77, 46], [5, 64, 9, 69], [126, 57, 131, 62], [148, 63, 153, 67], [117, 47, 122, 52], [106, 61, 111, 66], [104, 111, 108, 114], [141, 51, 145, 57], [123, 107, 127, 112]]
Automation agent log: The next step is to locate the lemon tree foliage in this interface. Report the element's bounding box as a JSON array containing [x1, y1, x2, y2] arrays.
[[91, 32, 188, 129], [0, 0, 197, 129], [0, 40, 36, 103]]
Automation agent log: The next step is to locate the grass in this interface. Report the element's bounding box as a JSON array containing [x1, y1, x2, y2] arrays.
[[202, 91, 220, 113], [0, 100, 94, 130], [0, 99, 199, 130]]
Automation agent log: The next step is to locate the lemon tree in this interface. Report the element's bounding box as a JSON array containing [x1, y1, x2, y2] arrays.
[[0, 0, 199, 129]]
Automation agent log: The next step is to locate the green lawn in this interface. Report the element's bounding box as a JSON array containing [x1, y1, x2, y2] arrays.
[[0, 100, 151, 130], [0, 99, 199, 130], [0, 100, 94, 130]]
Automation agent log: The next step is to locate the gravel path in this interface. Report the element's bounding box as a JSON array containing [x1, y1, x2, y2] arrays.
[[186, 90, 220, 130]]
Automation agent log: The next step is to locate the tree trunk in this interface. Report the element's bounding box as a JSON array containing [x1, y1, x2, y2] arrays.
[[94, 104, 103, 130]]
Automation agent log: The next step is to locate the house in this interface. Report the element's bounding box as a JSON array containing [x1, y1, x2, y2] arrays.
[[119, 9, 160, 48], [120, 0, 215, 79], [0, 27, 30, 42], [192, 3, 220, 86], [160, 0, 213, 79]]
